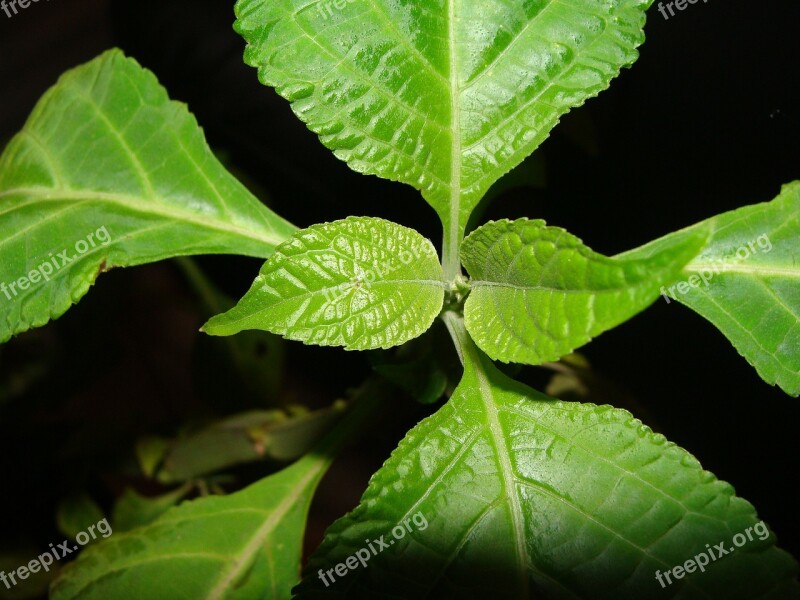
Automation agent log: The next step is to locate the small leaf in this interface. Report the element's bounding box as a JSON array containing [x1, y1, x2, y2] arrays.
[[462, 218, 706, 365], [620, 182, 800, 396], [235, 0, 652, 271], [0, 49, 295, 344], [204, 217, 445, 350], [111, 485, 193, 533], [296, 334, 799, 599], [56, 493, 106, 541]]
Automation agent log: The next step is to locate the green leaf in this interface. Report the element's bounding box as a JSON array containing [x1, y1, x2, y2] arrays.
[[461, 218, 706, 365], [620, 182, 800, 396], [234, 0, 652, 276], [111, 484, 193, 533], [56, 493, 106, 541], [50, 378, 388, 600], [0, 546, 58, 600], [296, 322, 799, 599], [0, 49, 295, 344], [153, 404, 348, 483], [203, 217, 445, 350]]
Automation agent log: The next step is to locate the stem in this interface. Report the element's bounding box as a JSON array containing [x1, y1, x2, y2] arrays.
[[442, 221, 464, 282], [441, 310, 470, 365]]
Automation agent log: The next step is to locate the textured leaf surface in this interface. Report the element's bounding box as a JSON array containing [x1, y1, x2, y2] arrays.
[[50, 380, 386, 600], [0, 49, 295, 343], [235, 0, 652, 274], [620, 182, 800, 396], [204, 217, 445, 350], [296, 329, 799, 599], [461, 218, 705, 365]]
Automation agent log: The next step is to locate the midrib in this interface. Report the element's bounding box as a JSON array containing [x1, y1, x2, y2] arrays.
[[446, 0, 462, 281]]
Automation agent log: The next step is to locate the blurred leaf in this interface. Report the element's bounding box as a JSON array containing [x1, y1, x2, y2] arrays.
[[177, 257, 286, 406], [50, 378, 389, 600], [0, 546, 57, 600], [111, 484, 193, 533], [134, 437, 170, 479], [55, 493, 105, 541], [153, 404, 348, 483]]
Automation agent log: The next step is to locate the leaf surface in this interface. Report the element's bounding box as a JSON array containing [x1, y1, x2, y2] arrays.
[[620, 182, 800, 396], [204, 217, 445, 350], [235, 0, 652, 274], [0, 49, 295, 343], [461, 218, 705, 365], [296, 325, 799, 599]]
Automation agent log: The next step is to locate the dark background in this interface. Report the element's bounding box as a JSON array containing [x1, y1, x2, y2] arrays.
[[0, 0, 798, 589]]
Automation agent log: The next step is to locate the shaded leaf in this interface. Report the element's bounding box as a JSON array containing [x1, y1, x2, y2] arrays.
[[111, 484, 193, 533]]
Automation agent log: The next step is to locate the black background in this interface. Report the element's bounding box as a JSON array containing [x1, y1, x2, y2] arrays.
[[0, 0, 798, 587]]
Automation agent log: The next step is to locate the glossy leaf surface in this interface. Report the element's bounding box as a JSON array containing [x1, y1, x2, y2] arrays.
[[296, 332, 799, 599], [204, 217, 445, 350], [235, 0, 652, 274], [462, 218, 705, 365]]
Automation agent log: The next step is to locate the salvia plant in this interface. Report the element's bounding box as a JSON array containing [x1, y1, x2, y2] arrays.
[[0, 0, 797, 598]]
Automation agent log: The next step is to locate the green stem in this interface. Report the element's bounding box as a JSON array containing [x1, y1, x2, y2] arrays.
[[441, 310, 470, 365], [442, 222, 464, 282]]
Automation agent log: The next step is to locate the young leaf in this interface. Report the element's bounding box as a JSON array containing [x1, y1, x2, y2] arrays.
[[234, 0, 652, 274], [461, 218, 706, 365], [296, 323, 799, 599], [203, 217, 446, 350], [0, 49, 295, 344], [50, 378, 388, 600], [619, 182, 800, 396]]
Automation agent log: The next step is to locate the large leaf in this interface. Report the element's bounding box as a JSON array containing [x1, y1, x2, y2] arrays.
[[0, 49, 295, 343], [461, 218, 706, 365], [619, 182, 800, 396], [296, 320, 799, 599], [235, 0, 652, 274], [204, 217, 446, 350], [50, 378, 388, 600]]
